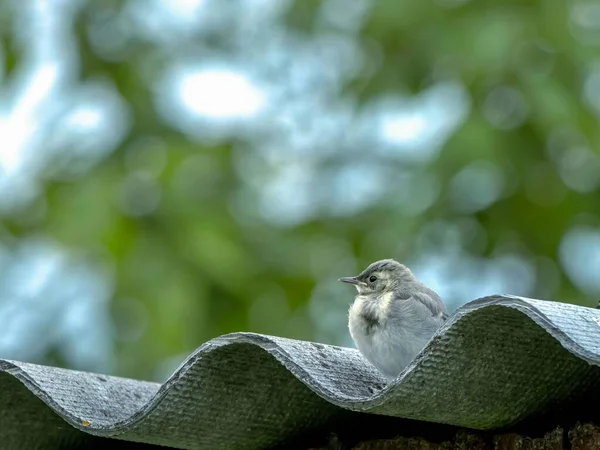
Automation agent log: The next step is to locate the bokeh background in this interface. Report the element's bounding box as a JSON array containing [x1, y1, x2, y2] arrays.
[[0, 0, 599, 382]]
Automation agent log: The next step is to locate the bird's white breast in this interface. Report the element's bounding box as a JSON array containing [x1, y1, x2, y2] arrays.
[[348, 293, 436, 380]]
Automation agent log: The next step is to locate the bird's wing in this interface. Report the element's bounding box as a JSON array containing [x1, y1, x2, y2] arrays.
[[412, 289, 449, 321]]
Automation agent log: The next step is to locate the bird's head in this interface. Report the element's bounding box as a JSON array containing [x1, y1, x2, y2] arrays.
[[338, 259, 415, 296]]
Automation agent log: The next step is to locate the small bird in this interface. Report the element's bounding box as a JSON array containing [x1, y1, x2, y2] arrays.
[[339, 258, 448, 380]]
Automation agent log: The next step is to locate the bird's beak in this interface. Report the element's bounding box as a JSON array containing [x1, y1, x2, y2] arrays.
[[338, 276, 361, 285]]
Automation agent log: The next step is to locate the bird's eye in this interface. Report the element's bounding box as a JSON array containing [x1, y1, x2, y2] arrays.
[[369, 275, 377, 283]]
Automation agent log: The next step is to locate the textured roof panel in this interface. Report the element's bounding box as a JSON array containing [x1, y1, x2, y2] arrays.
[[2, 295, 600, 449]]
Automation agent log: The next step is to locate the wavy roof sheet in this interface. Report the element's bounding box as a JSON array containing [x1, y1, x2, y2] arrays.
[[2, 295, 600, 449]]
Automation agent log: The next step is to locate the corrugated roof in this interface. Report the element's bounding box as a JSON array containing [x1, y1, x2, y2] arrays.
[[2, 295, 600, 449]]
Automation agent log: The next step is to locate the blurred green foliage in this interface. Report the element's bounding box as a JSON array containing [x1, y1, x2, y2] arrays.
[[1, 0, 599, 381]]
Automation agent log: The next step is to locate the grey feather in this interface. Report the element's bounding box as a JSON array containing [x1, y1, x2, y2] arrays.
[[411, 287, 449, 320]]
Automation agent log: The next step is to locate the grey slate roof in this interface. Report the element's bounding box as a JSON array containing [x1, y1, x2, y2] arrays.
[[2, 294, 600, 449]]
